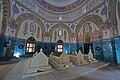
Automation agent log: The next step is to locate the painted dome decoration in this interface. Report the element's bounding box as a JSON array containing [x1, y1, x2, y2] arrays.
[[44, 0, 77, 6], [101, 5, 107, 15], [12, 4, 19, 14], [16, 0, 105, 22], [9, 17, 16, 29], [34, 0, 87, 13]]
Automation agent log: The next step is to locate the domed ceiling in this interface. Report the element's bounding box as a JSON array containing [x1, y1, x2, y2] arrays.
[[44, 0, 77, 6], [16, 0, 105, 22], [34, 0, 87, 13]]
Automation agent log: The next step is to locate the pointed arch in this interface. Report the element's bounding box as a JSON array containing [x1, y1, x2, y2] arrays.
[[49, 23, 71, 42], [76, 14, 104, 38], [15, 13, 45, 41]]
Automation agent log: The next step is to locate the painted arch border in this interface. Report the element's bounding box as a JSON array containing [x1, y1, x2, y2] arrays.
[[15, 13, 45, 41], [76, 14, 104, 39]]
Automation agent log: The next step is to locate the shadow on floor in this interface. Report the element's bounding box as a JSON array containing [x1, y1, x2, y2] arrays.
[[0, 58, 20, 65]]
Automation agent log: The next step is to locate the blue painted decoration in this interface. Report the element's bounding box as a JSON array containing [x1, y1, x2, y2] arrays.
[[64, 43, 70, 54], [3, 37, 16, 59], [70, 43, 77, 54], [12, 4, 19, 14], [112, 37, 120, 64], [51, 43, 56, 53], [42, 42, 51, 55], [35, 0, 86, 13], [71, 24, 75, 30], [36, 41, 42, 52], [101, 5, 107, 15], [14, 39, 26, 57], [46, 23, 50, 29]]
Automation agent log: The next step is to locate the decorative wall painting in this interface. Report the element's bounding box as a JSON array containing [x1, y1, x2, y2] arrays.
[[30, 22, 36, 33], [118, 2, 120, 19], [64, 30, 67, 41], [23, 21, 28, 36]]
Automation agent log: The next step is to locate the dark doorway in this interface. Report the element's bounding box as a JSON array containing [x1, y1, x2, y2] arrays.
[[84, 43, 94, 55]]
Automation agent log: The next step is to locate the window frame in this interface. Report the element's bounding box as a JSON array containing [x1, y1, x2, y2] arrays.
[[25, 42, 36, 54], [57, 44, 63, 53]]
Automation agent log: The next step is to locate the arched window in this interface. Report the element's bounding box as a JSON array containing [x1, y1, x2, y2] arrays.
[[58, 29, 63, 36], [25, 37, 36, 54], [57, 40, 63, 53]]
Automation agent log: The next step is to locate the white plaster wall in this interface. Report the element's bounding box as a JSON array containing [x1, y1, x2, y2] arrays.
[[116, 0, 120, 36], [0, 1, 3, 35], [17, 20, 42, 41]]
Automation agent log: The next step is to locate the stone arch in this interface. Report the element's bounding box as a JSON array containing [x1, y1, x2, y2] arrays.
[[15, 13, 45, 41], [76, 14, 104, 39], [49, 23, 71, 41]]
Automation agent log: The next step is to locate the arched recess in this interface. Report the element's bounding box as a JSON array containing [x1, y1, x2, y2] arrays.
[[49, 23, 71, 42], [15, 13, 45, 41], [76, 14, 104, 39]]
